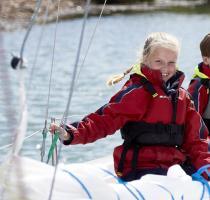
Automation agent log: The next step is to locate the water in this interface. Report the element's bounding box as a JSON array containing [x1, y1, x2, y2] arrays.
[[0, 12, 210, 164]]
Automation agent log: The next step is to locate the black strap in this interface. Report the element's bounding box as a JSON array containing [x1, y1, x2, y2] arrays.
[[131, 145, 141, 173], [117, 143, 141, 177], [117, 142, 130, 176], [140, 77, 158, 98], [171, 91, 179, 123]]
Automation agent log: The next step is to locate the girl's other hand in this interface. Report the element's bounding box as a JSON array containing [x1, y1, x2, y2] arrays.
[[49, 123, 70, 141]]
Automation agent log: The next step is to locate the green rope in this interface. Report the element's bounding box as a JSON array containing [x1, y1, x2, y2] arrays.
[[47, 131, 59, 164]]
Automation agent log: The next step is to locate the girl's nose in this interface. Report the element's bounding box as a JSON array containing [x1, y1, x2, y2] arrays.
[[161, 64, 168, 72]]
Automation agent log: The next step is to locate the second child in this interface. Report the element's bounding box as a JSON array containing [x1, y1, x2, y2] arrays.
[[188, 33, 210, 133]]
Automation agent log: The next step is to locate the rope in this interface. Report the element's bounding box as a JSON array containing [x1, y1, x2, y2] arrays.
[[47, 0, 92, 199], [41, 0, 107, 162], [40, 0, 60, 162], [41, 120, 48, 161], [9, 0, 43, 155], [62, 1, 90, 121], [76, 0, 108, 81], [49, 117, 58, 165], [46, 132, 59, 164], [27, 0, 51, 91], [0, 115, 86, 152], [0, 129, 42, 151], [45, 0, 60, 124], [19, 0, 43, 68], [54, 114, 85, 120]]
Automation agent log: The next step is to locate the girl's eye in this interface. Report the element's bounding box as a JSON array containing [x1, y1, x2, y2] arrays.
[[168, 62, 176, 66], [155, 60, 161, 63]]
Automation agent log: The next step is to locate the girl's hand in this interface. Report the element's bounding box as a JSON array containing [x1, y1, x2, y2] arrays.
[[49, 123, 71, 141]]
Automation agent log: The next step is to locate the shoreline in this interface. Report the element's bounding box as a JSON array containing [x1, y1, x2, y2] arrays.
[[0, 0, 207, 31]]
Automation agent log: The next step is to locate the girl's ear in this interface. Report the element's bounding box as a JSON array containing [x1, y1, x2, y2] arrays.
[[202, 56, 209, 65]]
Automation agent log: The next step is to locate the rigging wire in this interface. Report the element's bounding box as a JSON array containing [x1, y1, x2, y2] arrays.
[[76, 0, 108, 82], [27, 0, 51, 92], [11, 0, 43, 69], [10, 0, 44, 156], [0, 115, 85, 151], [40, 0, 61, 162], [47, 0, 91, 199], [0, 129, 42, 151], [47, 0, 110, 198], [19, 0, 43, 65], [62, 3, 90, 122]]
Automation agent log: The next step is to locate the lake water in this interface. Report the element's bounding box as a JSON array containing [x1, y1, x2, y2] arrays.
[[0, 12, 210, 164]]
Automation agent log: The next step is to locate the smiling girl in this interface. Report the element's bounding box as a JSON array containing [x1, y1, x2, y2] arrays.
[[50, 32, 210, 181]]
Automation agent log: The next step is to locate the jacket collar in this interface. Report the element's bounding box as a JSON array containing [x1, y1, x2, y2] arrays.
[[194, 62, 210, 79], [132, 64, 185, 90], [163, 70, 184, 95]]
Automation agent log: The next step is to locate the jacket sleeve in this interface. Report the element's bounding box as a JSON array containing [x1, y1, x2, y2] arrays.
[[187, 79, 208, 115], [182, 94, 210, 171], [65, 83, 151, 145]]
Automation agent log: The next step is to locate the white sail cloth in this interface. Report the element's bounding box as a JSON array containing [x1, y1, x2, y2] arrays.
[[0, 155, 209, 200]]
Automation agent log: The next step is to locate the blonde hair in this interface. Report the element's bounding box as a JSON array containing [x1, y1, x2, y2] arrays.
[[107, 32, 180, 86]]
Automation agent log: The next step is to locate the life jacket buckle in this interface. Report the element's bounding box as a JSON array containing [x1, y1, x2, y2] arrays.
[[116, 172, 123, 177]]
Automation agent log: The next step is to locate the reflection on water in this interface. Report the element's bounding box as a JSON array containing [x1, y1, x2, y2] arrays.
[[0, 12, 210, 163]]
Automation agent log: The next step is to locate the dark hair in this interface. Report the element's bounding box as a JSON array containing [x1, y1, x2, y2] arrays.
[[200, 33, 210, 57]]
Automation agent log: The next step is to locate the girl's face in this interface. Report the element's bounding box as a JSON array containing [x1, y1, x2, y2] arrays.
[[145, 47, 178, 82]]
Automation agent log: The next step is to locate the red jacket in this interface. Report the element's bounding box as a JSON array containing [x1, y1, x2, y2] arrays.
[[188, 62, 210, 116], [65, 65, 210, 177]]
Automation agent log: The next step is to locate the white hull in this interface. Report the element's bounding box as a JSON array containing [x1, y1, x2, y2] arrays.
[[0, 156, 209, 200]]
